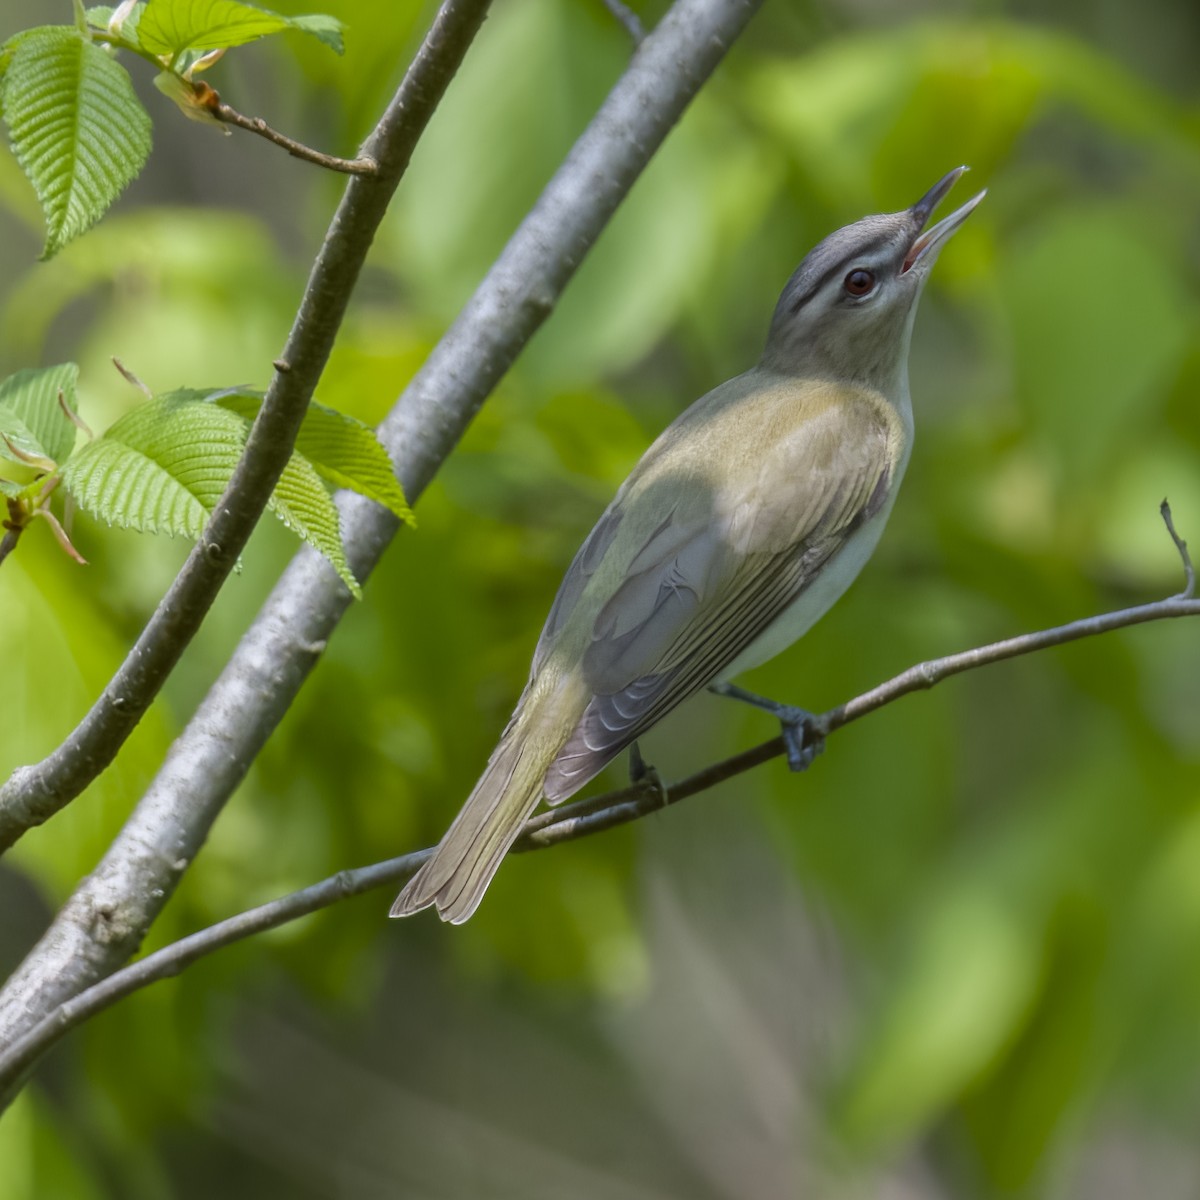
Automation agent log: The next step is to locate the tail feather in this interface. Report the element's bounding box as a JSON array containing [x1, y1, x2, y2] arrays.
[[391, 706, 564, 924]]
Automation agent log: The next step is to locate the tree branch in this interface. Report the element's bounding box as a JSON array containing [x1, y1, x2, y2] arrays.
[[0, 0, 494, 851], [0, 0, 764, 1103], [0, 509, 1193, 1088], [210, 98, 379, 176]]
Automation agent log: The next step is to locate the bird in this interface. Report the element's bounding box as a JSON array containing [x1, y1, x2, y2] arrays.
[[392, 167, 985, 923]]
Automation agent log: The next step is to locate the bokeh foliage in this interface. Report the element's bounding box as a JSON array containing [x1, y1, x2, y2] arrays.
[[1, 0, 1198, 1195]]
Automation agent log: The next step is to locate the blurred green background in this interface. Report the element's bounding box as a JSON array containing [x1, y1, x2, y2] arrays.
[[1, 0, 1199, 1195]]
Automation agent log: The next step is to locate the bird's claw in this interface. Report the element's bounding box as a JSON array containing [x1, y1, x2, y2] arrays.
[[629, 741, 669, 807], [777, 706, 824, 772], [708, 682, 825, 772]]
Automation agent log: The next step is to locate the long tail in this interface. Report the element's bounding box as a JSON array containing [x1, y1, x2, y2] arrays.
[[390, 693, 574, 924]]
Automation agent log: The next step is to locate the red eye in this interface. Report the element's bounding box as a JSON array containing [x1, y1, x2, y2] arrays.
[[844, 269, 875, 297]]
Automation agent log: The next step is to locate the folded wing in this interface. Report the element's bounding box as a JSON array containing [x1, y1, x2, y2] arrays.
[[542, 395, 895, 802]]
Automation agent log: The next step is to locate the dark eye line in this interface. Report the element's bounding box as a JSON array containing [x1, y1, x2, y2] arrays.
[[785, 230, 895, 314]]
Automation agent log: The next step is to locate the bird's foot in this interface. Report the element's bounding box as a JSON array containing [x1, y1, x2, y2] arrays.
[[629, 740, 669, 807], [708, 681, 826, 772]]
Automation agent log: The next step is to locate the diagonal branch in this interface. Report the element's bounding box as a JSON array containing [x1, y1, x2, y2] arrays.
[[0, 0, 765, 1103], [0, 0, 494, 851], [0, 507, 1194, 1089]]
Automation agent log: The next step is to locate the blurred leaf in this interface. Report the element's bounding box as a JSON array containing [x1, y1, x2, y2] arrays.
[[0, 208, 292, 370], [0, 363, 80, 466], [384, 0, 750, 384], [0, 27, 152, 257], [0, 1091, 105, 1200], [747, 21, 1200, 211], [838, 884, 1043, 1147], [996, 203, 1194, 482]]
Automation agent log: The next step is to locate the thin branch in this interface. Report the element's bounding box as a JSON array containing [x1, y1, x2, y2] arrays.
[[0, 852, 430, 1092], [210, 97, 378, 176], [0, 513, 1195, 1087], [1160, 498, 1195, 597], [0, 0, 764, 1101], [600, 0, 647, 43], [0, 0, 494, 852]]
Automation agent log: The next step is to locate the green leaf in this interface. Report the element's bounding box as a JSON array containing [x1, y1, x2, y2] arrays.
[[60, 392, 362, 594], [0, 364, 81, 465], [0, 27, 152, 257], [0, 478, 22, 498], [285, 14, 344, 54], [269, 452, 361, 597], [86, 4, 146, 47], [138, 0, 344, 58], [214, 391, 412, 522], [60, 396, 246, 537], [0, 406, 51, 468]]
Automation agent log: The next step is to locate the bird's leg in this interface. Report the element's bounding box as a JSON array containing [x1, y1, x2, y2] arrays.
[[708, 681, 826, 772], [628, 740, 668, 807]]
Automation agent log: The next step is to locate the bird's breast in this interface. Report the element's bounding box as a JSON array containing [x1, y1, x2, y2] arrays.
[[716, 444, 909, 681]]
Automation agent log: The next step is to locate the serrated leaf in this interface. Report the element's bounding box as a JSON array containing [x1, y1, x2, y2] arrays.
[[0, 478, 22, 498], [268, 451, 360, 597], [214, 392, 411, 522], [59, 391, 362, 594], [0, 363, 81, 465], [0, 27, 152, 256], [60, 396, 246, 537], [138, 0, 344, 58]]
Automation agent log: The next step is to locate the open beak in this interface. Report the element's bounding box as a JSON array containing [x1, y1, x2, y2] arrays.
[[902, 166, 986, 273]]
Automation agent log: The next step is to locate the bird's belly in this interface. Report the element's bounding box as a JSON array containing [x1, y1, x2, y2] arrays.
[[715, 499, 897, 683]]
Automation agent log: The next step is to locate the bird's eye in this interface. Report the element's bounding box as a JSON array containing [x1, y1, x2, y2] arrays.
[[844, 268, 876, 297]]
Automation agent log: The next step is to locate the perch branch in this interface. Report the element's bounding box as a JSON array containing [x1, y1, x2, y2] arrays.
[[0, 504, 1194, 1087]]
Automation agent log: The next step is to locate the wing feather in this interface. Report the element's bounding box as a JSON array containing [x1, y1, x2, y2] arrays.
[[543, 399, 895, 803]]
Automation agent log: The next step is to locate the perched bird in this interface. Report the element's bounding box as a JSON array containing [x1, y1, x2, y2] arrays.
[[393, 167, 985, 923]]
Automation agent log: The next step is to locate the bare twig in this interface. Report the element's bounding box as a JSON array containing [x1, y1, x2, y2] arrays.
[[0, 0, 764, 1104], [0, 0, 494, 852], [0, 509, 1195, 1087], [1160, 498, 1195, 598], [600, 0, 647, 43], [211, 98, 378, 176]]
